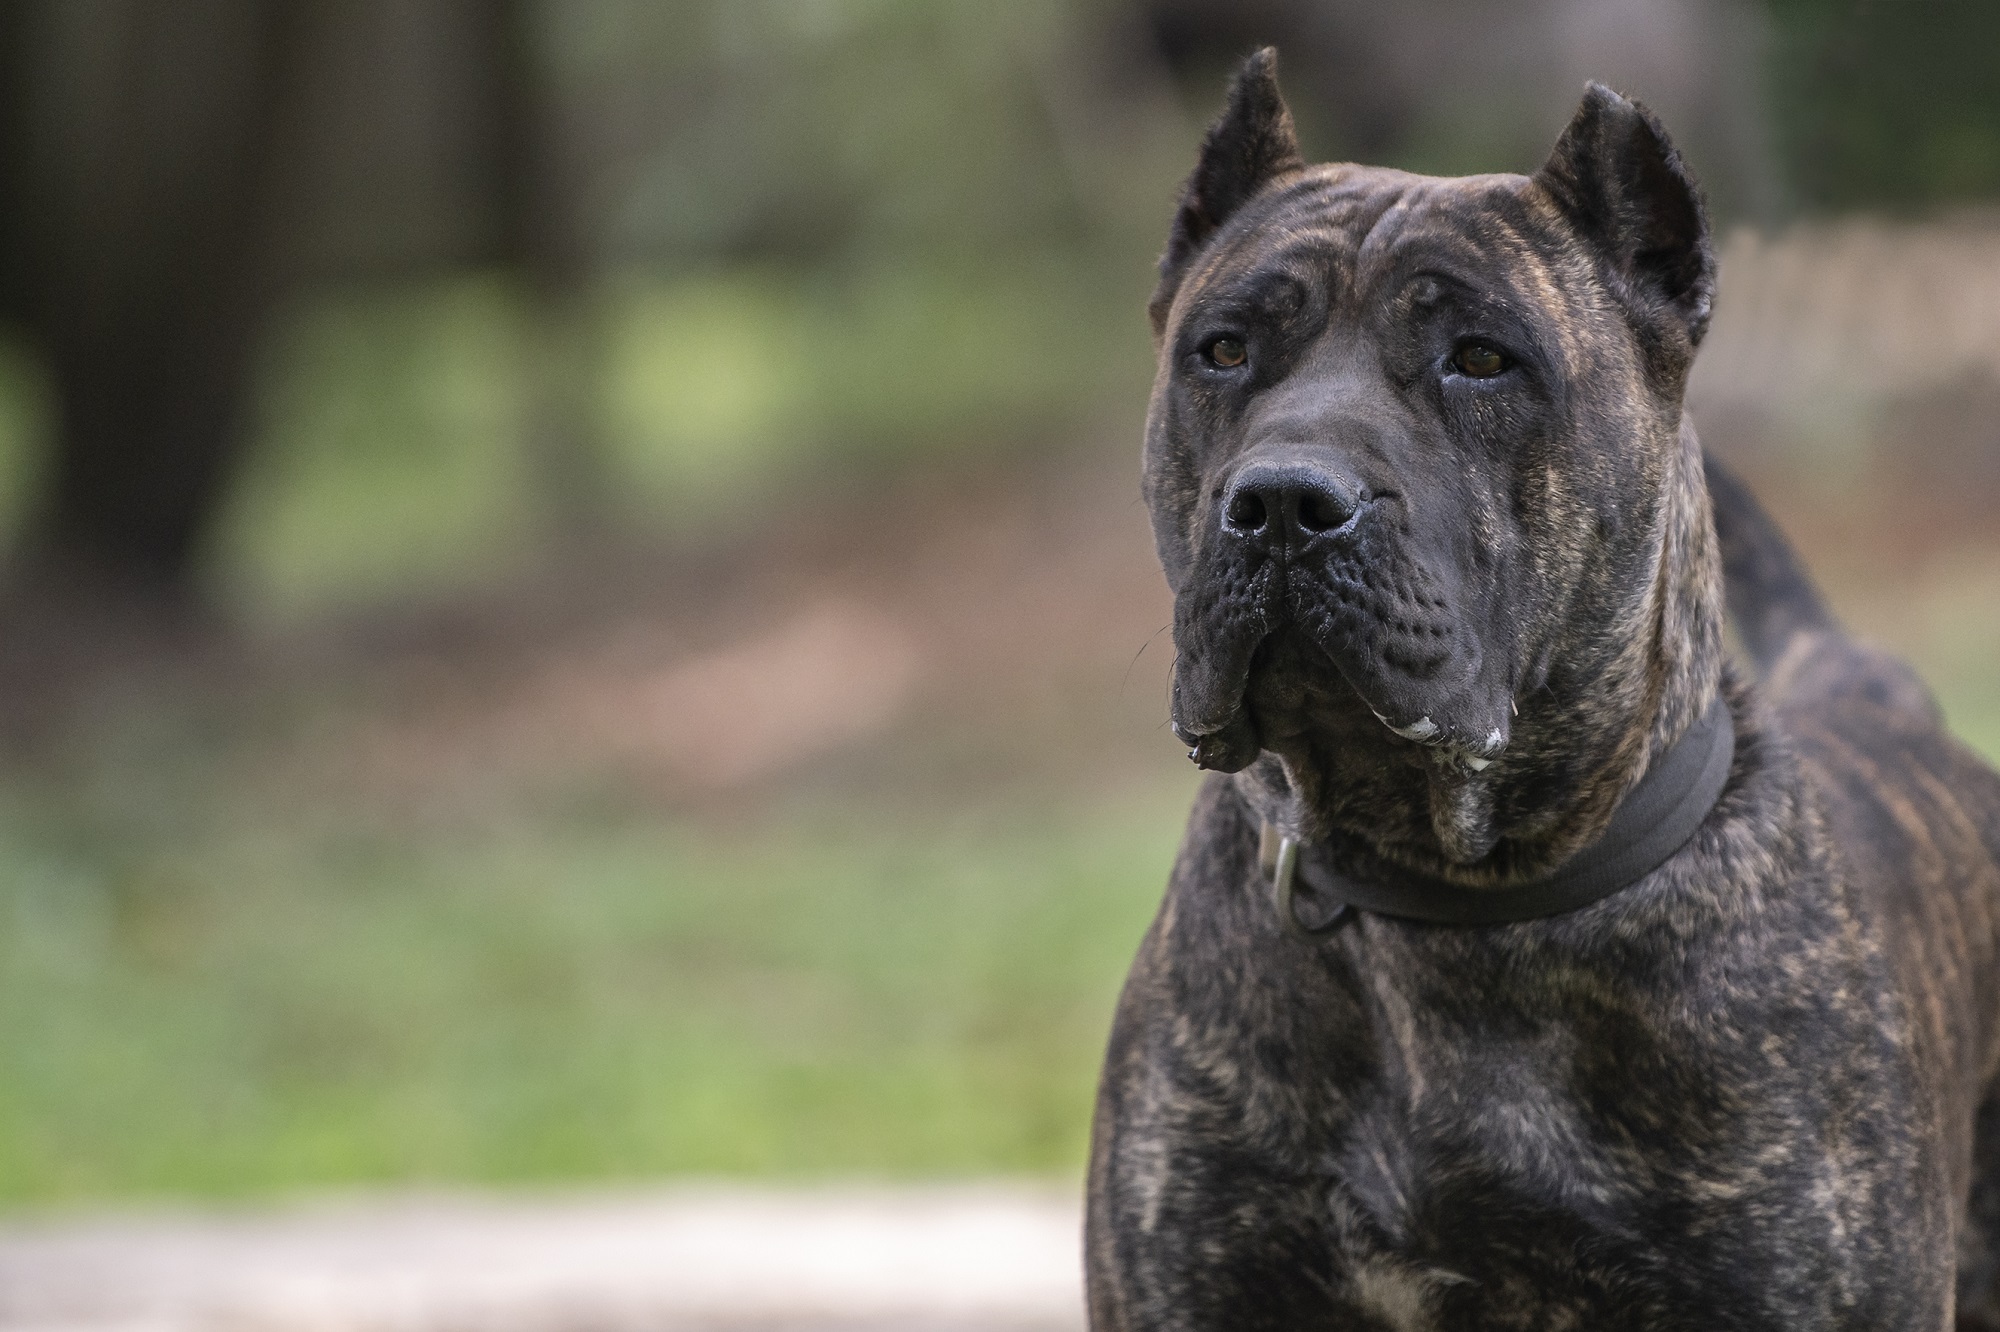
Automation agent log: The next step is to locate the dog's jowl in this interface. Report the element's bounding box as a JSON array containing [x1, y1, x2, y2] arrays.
[[1087, 49, 2000, 1330]]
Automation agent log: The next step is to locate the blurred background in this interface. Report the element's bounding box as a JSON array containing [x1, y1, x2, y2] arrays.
[[0, 0, 1996, 1323]]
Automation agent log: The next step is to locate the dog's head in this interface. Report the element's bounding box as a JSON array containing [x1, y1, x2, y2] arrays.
[[1149, 51, 1723, 874]]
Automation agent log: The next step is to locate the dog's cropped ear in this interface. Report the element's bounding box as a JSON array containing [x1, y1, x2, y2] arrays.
[[1533, 83, 1715, 351], [1150, 48, 1305, 333]]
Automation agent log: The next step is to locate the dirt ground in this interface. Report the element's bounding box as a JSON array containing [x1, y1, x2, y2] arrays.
[[0, 1186, 1085, 1332]]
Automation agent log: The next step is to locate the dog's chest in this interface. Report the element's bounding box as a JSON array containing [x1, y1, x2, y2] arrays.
[[1276, 951, 1905, 1328], [1311, 1043, 1658, 1326]]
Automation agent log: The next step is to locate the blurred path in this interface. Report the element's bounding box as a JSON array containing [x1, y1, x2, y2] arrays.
[[0, 1185, 1084, 1332]]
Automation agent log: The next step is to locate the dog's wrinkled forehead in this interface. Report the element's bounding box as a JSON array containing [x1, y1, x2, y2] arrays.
[[1166, 164, 1599, 363]]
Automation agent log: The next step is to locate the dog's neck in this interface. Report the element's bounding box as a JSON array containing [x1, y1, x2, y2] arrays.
[[1605, 416, 1728, 788], [1533, 414, 1727, 871]]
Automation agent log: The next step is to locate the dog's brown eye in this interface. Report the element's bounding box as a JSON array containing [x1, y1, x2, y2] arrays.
[[1453, 342, 1507, 378], [1206, 338, 1248, 368]]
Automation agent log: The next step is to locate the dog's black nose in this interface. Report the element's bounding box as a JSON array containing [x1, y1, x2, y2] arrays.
[[1220, 461, 1360, 553]]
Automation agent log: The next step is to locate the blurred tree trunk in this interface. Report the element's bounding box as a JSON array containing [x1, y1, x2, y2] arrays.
[[487, 0, 611, 542], [0, 0, 304, 614]]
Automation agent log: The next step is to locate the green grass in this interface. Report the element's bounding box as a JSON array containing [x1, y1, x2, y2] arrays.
[[0, 774, 1188, 1204]]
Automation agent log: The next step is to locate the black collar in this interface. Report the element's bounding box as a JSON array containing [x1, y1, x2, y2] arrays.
[[1260, 693, 1736, 933]]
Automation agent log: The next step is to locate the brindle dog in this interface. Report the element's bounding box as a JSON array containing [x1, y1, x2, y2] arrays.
[[1087, 50, 2000, 1330]]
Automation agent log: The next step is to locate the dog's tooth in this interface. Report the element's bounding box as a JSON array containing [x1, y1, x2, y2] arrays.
[[1461, 754, 1492, 772]]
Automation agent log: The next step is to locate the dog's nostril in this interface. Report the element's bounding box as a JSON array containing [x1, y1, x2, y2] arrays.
[[1297, 489, 1353, 534], [1225, 491, 1268, 532], [1222, 464, 1360, 550]]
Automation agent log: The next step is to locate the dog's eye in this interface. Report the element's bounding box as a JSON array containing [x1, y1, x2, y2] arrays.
[[1452, 341, 1509, 378], [1205, 337, 1248, 369]]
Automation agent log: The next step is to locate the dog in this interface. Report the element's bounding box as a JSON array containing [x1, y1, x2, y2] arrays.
[[1086, 49, 2000, 1330]]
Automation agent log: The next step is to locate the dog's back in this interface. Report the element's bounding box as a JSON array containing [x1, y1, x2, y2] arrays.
[[1708, 454, 2000, 1325]]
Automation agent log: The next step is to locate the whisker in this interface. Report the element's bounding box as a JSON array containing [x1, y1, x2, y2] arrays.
[[1121, 623, 1173, 698]]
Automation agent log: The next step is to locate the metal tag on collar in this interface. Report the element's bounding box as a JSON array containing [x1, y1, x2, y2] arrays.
[[1258, 819, 1284, 878], [1260, 819, 1351, 938]]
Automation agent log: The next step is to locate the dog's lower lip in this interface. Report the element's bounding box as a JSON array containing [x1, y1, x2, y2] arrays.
[[1174, 707, 1261, 772], [1170, 626, 1275, 743]]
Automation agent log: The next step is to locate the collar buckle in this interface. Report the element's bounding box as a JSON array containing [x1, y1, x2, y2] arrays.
[[1261, 819, 1353, 938]]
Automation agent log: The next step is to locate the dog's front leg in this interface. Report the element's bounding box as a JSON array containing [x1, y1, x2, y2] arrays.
[[1086, 1001, 1358, 1332]]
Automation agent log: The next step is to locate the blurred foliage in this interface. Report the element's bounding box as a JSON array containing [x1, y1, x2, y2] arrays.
[[593, 0, 1184, 262], [1768, 0, 2000, 210], [213, 0, 1183, 614], [223, 281, 536, 610], [218, 257, 1151, 615]]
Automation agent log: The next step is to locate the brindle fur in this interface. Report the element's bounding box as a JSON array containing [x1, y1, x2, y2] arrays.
[[1088, 49, 2000, 1330]]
